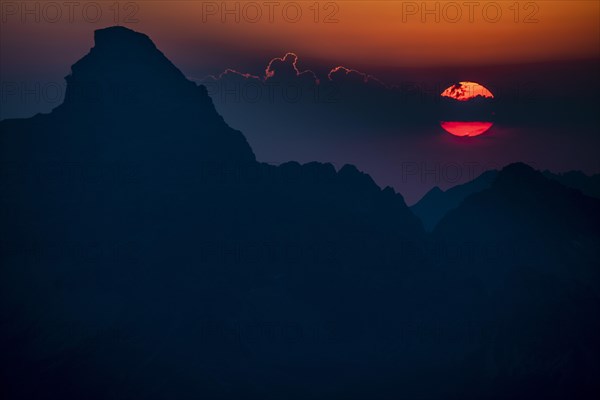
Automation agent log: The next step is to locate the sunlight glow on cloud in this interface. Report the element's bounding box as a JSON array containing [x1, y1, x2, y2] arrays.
[[327, 66, 388, 88], [203, 53, 395, 90]]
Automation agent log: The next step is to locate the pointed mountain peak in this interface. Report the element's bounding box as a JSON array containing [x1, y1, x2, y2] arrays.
[[41, 27, 256, 163], [62, 26, 204, 109], [493, 162, 546, 190], [500, 162, 536, 175], [338, 164, 378, 188], [427, 186, 444, 195], [93, 26, 156, 52]]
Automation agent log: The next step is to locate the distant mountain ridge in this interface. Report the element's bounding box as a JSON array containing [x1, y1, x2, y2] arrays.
[[543, 169, 600, 199], [435, 163, 600, 240], [412, 168, 600, 231], [411, 170, 498, 231]]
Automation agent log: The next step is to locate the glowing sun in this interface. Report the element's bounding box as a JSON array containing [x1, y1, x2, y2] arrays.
[[440, 81, 495, 137]]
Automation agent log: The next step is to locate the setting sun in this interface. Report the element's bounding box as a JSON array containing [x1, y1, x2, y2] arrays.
[[441, 82, 494, 101]]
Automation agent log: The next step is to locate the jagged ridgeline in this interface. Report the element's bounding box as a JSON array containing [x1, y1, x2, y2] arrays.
[[1, 27, 599, 400]]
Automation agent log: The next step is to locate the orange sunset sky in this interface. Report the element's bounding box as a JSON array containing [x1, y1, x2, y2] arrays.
[[1, 1, 598, 76]]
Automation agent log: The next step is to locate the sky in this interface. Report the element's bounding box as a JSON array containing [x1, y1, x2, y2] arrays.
[[2, 1, 598, 74], [1, 1, 599, 203]]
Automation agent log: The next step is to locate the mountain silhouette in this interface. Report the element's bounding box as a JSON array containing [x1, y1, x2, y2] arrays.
[[432, 163, 600, 399], [413, 167, 600, 232], [1, 26, 427, 400], [1, 27, 599, 400], [411, 170, 498, 231], [1, 26, 256, 166], [435, 163, 600, 240], [1, 26, 423, 252], [543, 170, 600, 199]]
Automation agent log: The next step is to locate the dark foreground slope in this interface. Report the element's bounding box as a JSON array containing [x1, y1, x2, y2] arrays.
[[1, 27, 599, 400], [434, 163, 600, 399]]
